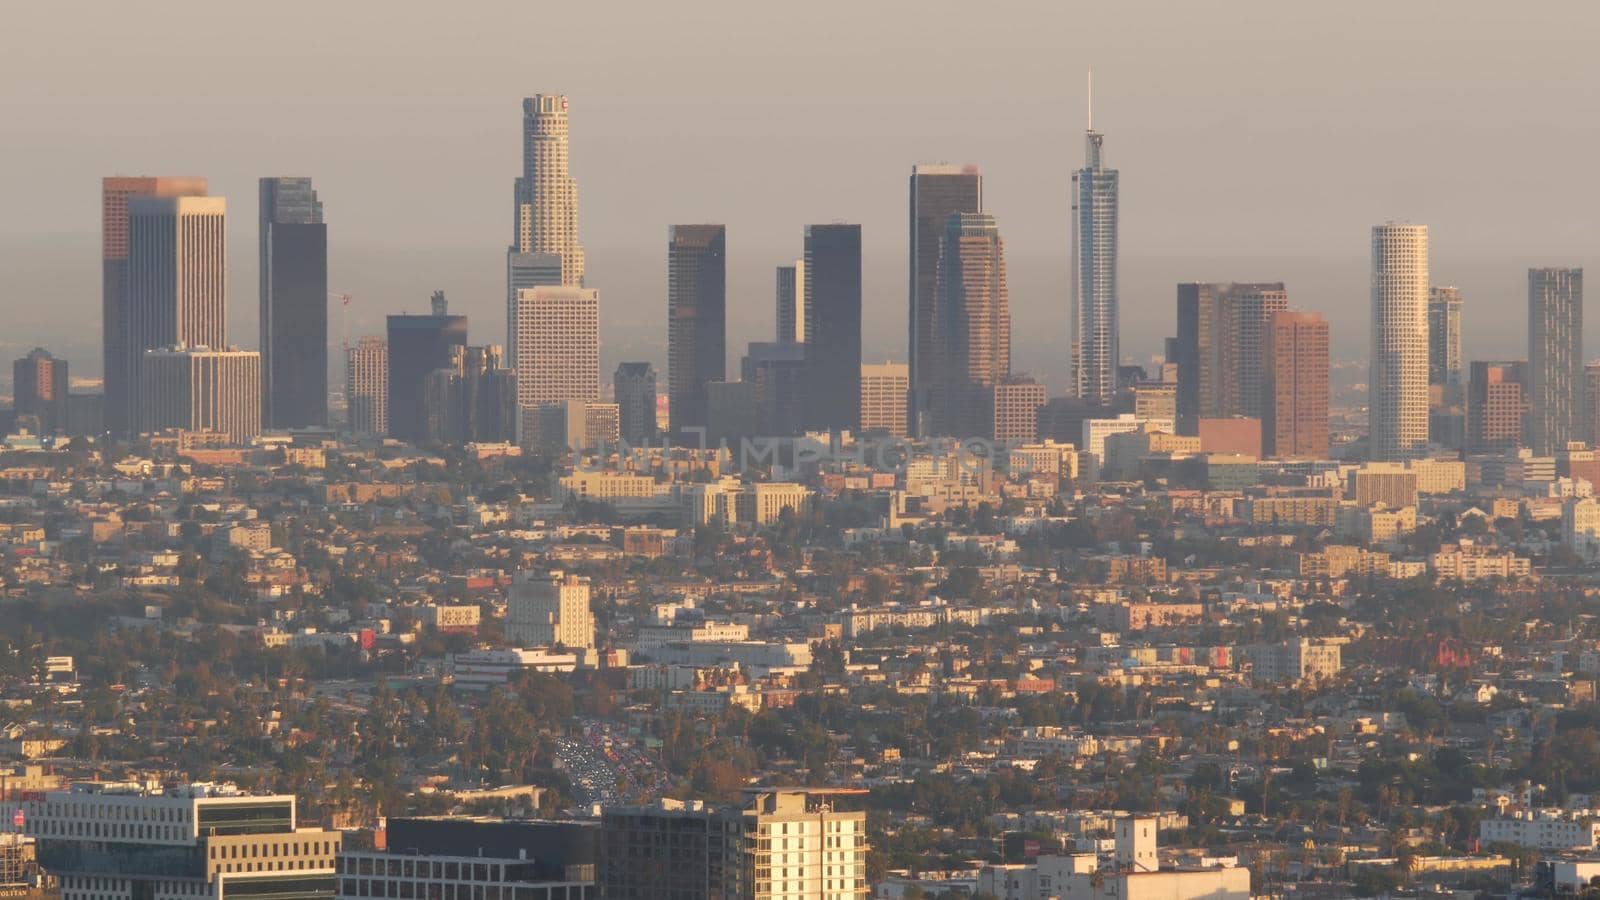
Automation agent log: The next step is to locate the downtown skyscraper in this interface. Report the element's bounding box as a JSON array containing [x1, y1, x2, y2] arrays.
[[1071, 101, 1119, 406], [125, 195, 228, 435], [908, 163, 982, 434], [1369, 223, 1430, 460], [101, 176, 208, 435], [1173, 282, 1288, 432], [667, 225, 726, 443], [387, 293, 468, 444], [1263, 310, 1330, 459], [804, 224, 863, 432], [1528, 267, 1584, 455], [507, 94, 585, 355], [1427, 286, 1463, 389], [934, 212, 1010, 437], [259, 177, 328, 429]]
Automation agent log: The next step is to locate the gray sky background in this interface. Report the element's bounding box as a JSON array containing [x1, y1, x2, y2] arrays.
[[3, 0, 1598, 395]]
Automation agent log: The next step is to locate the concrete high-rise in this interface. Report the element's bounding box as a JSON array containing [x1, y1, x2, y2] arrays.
[[1468, 360, 1527, 452], [1174, 282, 1288, 432], [935, 212, 1009, 436], [422, 345, 516, 445], [1528, 267, 1584, 454], [511, 286, 600, 415], [743, 342, 808, 437], [909, 164, 982, 434], [1071, 103, 1119, 405], [1428, 286, 1463, 389], [507, 570, 594, 649], [614, 362, 658, 446], [775, 262, 805, 344], [345, 335, 388, 436], [101, 176, 208, 435], [125, 195, 228, 434], [385, 293, 467, 444], [667, 225, 726, 443], [1263, 311, 1329, 459], [140, 347, 262, 443], [12, 348, 68, 434], [804, 224, 863, 432], [860, 362, 909, 437], [259, 177, 328, 429], [1589, 362, 1600, 449], [1370, 223, 1430, 460]]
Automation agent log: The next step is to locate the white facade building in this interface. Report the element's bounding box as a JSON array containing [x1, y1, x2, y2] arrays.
[[1370, 223, 1430, 460], [506, 570, 594, 649]]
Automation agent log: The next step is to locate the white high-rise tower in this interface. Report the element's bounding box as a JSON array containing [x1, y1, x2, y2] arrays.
[[1370, 223, 1430, 460], [1071, 71, 1119, 405], [508, 94, 585, 359]]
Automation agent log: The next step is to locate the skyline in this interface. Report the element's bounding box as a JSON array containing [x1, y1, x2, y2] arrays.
[[5, 2, 1600, 392]]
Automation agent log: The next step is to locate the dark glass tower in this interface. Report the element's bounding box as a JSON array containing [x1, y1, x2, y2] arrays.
[[666, 224, 726, 444], [260, 177, 328, 429], [804, 224, 863, 432], [386, 292, 468, 444], [909, 164, 982, 435]]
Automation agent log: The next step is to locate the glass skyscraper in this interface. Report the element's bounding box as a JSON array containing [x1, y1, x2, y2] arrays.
[[1071, 115, 1119, 405], [259, 176, 328, 429]]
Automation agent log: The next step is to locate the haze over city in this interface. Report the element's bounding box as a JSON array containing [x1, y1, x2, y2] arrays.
[[4, 0, 1599, 389]]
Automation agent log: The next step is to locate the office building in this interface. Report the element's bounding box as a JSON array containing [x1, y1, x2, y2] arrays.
[[1467, 361, 1527, 452], [1071, 100, 1120, 405], [1428, 286, 1463, 390], [600, 790, 867, 900], [743, 343, 808, 437], [1588, 362, 1600, 449], [1132, 382, 1177, 422], [101, 176, 208, 435], [1528, 267, 1584, 454], [66, 393, 104, 438], [423, 345, 516, 444], [803, 224, 862, 432], [704, 380, 757, 447], [989, 379, 1047, 444], [510, 94, 584, 287], [508, 570, 594, 649], [24, 781, 340, 900], [386, 293, 468, 443], [935, 212, 1010, 437], [860, 362, 909, 437], [614, 362, 658, 446], [259, 177, 328, 429], [1173, 282, 1288, 431], [776, 262, 805, 344], [667, 225, 727, 443], [511, 287, 600, 421], [125, 195, 228, 434], [1263, 310, 1329, 459], [140, 347, 262, 443], [522, 400, 618, 454], [600, 799, 743, 900], [505, 251, 564, 362], [909, 163, 982, 433], [345, 336, 388, 436], [337, 819, 595, 900], [12, 348, 68, 434], [1370, 223, 1430, 460]]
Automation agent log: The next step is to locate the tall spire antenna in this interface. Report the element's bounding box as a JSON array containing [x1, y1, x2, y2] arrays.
[[1087, 66, 1093, 132]]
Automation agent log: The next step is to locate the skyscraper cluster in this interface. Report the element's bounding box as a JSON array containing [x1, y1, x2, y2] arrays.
[[28, 89, 1580, 470]]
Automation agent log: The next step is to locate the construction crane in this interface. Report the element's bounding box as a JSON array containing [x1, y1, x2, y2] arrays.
[[329, 292, 353, 350]]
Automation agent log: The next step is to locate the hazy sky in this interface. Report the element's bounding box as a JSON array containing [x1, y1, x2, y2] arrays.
[[3, 1, 1598, 394]]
